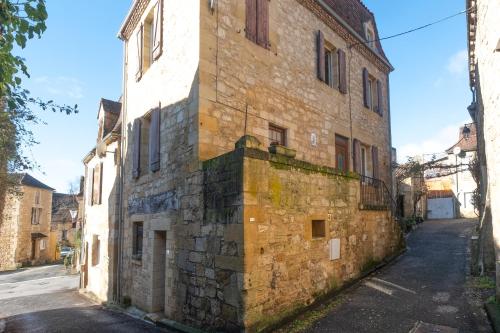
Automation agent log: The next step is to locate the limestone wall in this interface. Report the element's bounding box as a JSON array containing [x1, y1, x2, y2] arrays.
[[474, 0, 500, 293], [120, 0, 201, 320], [83, 140, 120, 302], [0, 193, 20, 271], [15, 186, 54, 265], [199, 0, 392, 186], [241, 148, 401, 331]]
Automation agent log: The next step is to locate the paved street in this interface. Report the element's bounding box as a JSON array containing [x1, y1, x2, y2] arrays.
[[0, 265, 168, 333], [306, 219, 492, 333]]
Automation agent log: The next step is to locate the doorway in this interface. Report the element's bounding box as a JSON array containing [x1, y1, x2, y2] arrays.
[[151, 231, 167, 313], [31, 239, 37, 260]]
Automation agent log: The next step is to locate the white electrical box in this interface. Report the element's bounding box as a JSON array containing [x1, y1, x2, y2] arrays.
[[329, 238, 340, 260]]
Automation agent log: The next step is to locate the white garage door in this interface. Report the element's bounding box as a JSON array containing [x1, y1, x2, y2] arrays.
[[427, 198, 455, 219]]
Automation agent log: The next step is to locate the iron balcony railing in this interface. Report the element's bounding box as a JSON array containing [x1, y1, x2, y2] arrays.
[[359, 175, 395, 213]]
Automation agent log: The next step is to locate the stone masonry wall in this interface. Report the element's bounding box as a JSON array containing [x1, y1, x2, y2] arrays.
[[199, 0, 392, 187], [0, 193, 20, 271], [474, 0, 500, 295], [241, 146, 402, 331]]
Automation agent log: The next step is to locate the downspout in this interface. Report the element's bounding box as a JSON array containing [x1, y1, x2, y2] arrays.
[[116, 38, 128, 303]]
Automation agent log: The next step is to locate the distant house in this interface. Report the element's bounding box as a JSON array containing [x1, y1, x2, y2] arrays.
[[426, 123, 478, 218], [49, 192, 80, 260], [0, 174, 55, 271]]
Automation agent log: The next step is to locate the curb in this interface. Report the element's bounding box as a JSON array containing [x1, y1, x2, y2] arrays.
[[485, 303, 500, 333]]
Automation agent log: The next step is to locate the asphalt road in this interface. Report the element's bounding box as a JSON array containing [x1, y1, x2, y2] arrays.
[[306, 219, 492, 333], [0, 265, 169, 333]]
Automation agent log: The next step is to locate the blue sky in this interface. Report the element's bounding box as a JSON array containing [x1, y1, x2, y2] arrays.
[[21, 1, 470, 192]]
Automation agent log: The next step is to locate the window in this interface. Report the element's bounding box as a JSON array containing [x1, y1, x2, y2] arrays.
[[366, 28, 375, 50], [92, 235, 100, 266], [132, 119, 142, 179], [136, 0, 163, 80], [316, 31, 347, 93], [372, 146, 379, 180], [133, 222, 144, 260], [312, 220, 326, 239], [40, 239, 46, 251], [92, 163, 103, 205], [31, 208, 42, 225], [335, 135, 349, 173], [62, 230, 67, 241], [363, 68, 383, 115], [149, 108, 161, 172], [34, 191, 40, 205], [269, 124, 287, 146], [361, 146, 367, 177], [246, 0, 269, 48]]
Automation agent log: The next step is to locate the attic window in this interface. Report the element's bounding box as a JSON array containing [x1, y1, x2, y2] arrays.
[[364, 22, 376, 51]]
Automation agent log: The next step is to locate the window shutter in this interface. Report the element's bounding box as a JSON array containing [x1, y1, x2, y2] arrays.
[[136, 25, 144, 80], [90, 168, 95, 206], [246, 0, 257, 43], [152, 0, 163, 60], [363, 68, 370, 108], [372, 146, 379, 180], [132, 119, 142, 179], [93, 163, 100, 205], [149, 108, 161, 172], [338, 49, 347, 94], [256, 0, 269, 48], [376, 79, 383, 116], [317, 30, 325, 81], [98, 162, 103, 204], [353, 139, 361, 174]]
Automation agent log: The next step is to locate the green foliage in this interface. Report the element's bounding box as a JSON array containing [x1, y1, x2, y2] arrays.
[[471, 276, 495, 290], [0, 1, 78, 210]]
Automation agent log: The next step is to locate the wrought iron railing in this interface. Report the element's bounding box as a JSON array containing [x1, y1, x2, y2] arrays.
[[359, 175, 402, 222]]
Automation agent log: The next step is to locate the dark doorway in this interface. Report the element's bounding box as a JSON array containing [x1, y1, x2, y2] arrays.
[[151, 231, 166, 313]]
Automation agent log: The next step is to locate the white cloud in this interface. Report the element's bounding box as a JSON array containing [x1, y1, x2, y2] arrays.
[[447, 49, 468, 75], [34, 76, 85, 100], [396, 120, 469, 163]]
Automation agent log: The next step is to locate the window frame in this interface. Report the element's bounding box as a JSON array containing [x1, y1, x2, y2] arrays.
[[132, 222, 144, 261], [335, 135, 349, 173], [312, 220, 326, 239], [269, 124, 287, 147]]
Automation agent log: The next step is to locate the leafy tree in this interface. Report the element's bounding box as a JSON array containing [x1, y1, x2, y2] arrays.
[[0, 0, 77, 217]]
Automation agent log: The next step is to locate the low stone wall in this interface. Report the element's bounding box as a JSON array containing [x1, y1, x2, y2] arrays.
[[198, 140, 402, 331], [241, 146, 402, 331]]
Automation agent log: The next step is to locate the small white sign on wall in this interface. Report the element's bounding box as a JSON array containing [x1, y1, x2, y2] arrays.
[[329, 238, 340, 260], [311, 133, 318, 146]]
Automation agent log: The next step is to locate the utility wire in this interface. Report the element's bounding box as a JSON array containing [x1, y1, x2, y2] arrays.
[[350, 7, 473, 48]]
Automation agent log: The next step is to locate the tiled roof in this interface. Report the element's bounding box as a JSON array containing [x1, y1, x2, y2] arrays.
[[322, 0, 389, 62], [101, 98, 121, 115], [20, 173, 54, 191], [446, 123, 477, 153]]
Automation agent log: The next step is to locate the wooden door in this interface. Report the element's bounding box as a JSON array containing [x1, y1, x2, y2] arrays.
[[335, 135, 349, 172]]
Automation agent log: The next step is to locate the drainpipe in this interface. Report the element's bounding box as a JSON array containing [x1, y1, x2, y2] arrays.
[[116, 38, 128, 303]]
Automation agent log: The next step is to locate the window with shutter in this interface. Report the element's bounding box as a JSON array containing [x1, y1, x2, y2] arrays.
[[136, 25, 144, 80], [93, 163, 101, 205], [338, 49, 347, 94], [317, 30, 325, 81], [89, 168, 95, 206], [353, 139, 361, 174], [133, 119, 142, 179], [149, 108, 161, 172], [98, 162, 103, 205], [335, 135, 349, 173], [372, 146, 379, 180], [376, 79, 383, 116], [152, 0, 163, 60], [363, 68, 370, 108], [246, 0, 269, 48]]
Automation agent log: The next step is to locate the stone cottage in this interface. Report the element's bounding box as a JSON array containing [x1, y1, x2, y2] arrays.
[[49, 192, 81, 260], [466, 0, 500, 291], [101, 0, 403, 331], [0, 174, 55, 271], [80, 98, 122, 302]]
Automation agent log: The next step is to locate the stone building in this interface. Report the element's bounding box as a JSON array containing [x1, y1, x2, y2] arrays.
[[97, 0, 404, 331], [424, 123, 478, 219], [0, 174, 55, 271], [49, 192, 80, 260], [80, 98, 122, 302], [466, 0, 500, 290]]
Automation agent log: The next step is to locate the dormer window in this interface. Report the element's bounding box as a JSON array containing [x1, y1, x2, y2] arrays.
[[364, 21, 376, 51]]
